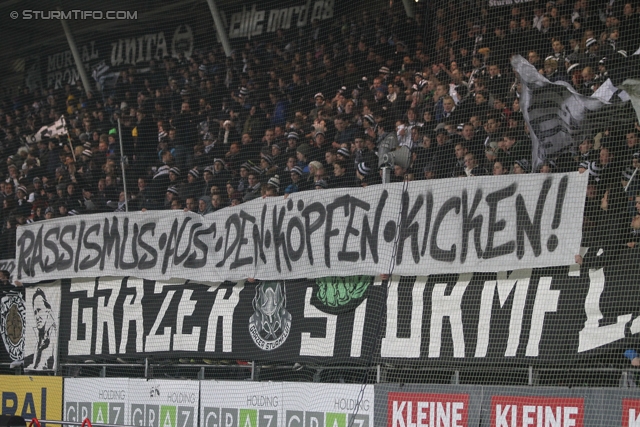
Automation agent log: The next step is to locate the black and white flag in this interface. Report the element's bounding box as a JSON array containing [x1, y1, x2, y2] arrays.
[[92, 61, 119, 93], [26, 117, 68, 144], [512, 56, 630, 170], [620, 79, 640, 124]]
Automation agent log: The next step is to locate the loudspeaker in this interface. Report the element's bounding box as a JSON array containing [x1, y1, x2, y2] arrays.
[[377, 132, 399, 167], [381, 146, 412, 169], [0, 415, 27, 427]]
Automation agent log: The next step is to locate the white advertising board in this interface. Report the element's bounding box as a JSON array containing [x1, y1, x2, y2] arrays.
[[64, 378, 130, 426], [64, 378, 199, 427], [200, 381, 373, 427]]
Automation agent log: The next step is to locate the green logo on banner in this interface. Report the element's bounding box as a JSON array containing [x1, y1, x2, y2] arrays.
[[160, 405, 177, 427], [314, 276, 372, 314], [326, 412, 346, 427], [239, 409, 258, 427], [92, 402, 108, 424]]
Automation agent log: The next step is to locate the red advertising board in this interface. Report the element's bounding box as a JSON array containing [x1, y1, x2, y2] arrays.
[[623, 399, 640, 427], [490, 396, 584, 427], [387, 392, 469, 427]]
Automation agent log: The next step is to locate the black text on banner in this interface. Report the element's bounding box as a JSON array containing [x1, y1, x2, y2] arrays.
[[16, 174, 587, 283]]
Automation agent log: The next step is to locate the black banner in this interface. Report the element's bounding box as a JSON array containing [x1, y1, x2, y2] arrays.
[[27, 21, 197, 91], [57, 262, 640, 365], [222, 0, 335, 40], [17, 0, 340, 91]]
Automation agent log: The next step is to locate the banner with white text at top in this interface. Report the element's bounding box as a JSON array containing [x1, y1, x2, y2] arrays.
[[25, 21, 197, 93], [16, 0, 342, 93], [488, 0, 535, 6], [222, 0, 336, 40], [56, 262, 639, 365], [16, 174, 587, 284]]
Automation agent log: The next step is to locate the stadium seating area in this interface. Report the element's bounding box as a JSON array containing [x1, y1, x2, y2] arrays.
[[0, 0, 639, 263]]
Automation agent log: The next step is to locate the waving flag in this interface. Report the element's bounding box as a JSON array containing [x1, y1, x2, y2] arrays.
[[512, 55, 609, 169]]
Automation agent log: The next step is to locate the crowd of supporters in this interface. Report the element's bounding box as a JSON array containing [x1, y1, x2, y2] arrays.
[[0, 0, 639, 262]]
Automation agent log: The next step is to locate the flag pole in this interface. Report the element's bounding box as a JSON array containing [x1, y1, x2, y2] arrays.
[[61, 116, 76, 163], [117, 118, 129, 212], [625, 167, 638, 192], [67, 135, 76, 163]]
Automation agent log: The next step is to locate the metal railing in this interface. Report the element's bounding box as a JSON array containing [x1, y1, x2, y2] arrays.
[[49, 361, 639, 387]]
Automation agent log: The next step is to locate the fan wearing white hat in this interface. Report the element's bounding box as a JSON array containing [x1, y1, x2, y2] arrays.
[[309, 92, 332, 122], [262, 175, 280, 198]]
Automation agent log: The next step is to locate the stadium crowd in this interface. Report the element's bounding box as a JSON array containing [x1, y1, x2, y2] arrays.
[[0, 0, 639, 263]]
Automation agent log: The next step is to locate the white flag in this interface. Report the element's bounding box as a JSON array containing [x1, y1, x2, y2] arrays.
[[512, 55, 609, 169], [32, 116, 68, 143], [592, 78, 630, 103], [619, 79, 640, 124]]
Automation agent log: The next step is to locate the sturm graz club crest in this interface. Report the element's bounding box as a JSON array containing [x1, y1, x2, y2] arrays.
[[0, 292, 26, 361], [249, 281, 292, 351]]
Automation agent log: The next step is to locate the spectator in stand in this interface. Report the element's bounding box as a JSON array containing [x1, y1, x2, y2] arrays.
[[497, 129, 531, 167], [133, 108, 157, 176], [464, 153, 489, 176], [184, 196, 198, 213], [296, 144, 311, 174], [576, 138, 598, 165], [330, 161, 354, 188], [577, 172, 635, 268], [243, 173, 262, 202], [486, 63, 510, 100], [450, 143, 469, 177], [0, 217, 17, 259], [284, 166, 304, 195], [493, 161, 507, 175], [197, 196, 213, 215]]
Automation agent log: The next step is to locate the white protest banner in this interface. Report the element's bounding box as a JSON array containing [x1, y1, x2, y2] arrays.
[[16, 174, 587, 283]]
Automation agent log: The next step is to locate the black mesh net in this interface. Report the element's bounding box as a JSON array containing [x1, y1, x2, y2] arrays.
[[1, 0, 640, 426]]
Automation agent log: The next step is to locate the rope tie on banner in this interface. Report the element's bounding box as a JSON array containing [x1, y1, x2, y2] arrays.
[[28, 418, 42, 427], [80, 419, 93, 427]]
